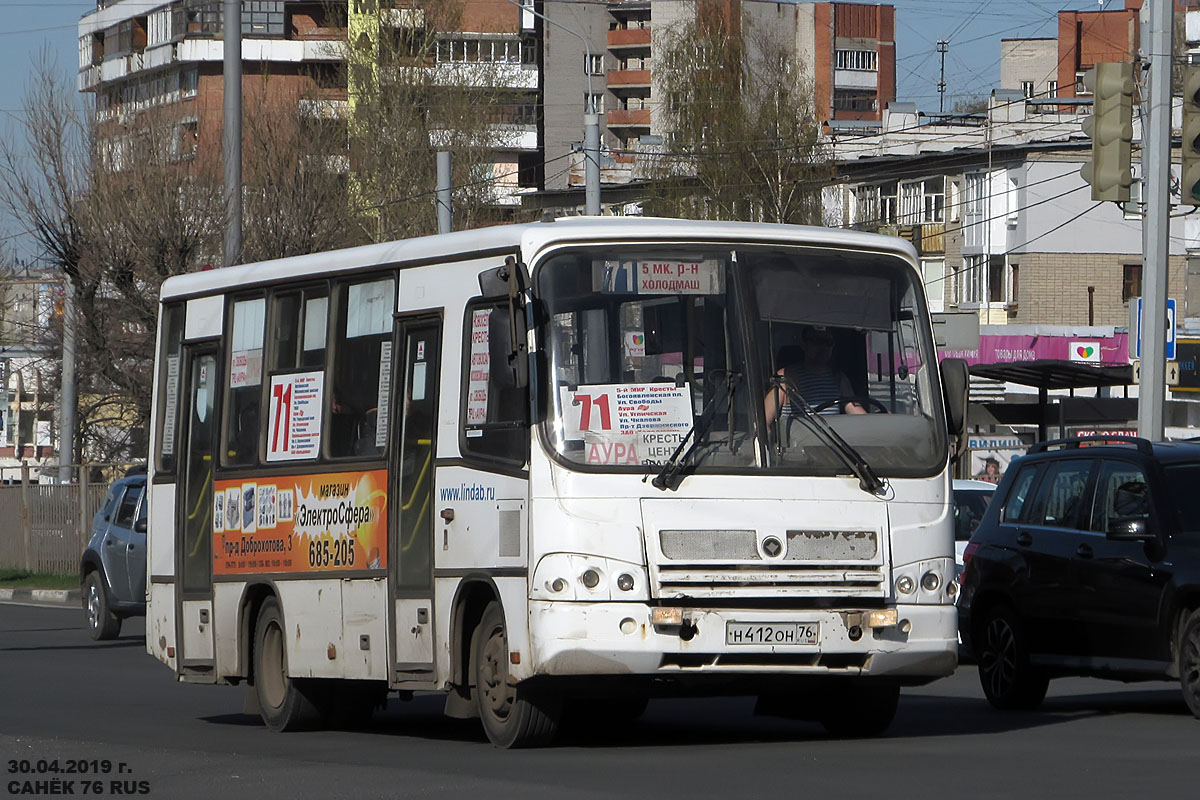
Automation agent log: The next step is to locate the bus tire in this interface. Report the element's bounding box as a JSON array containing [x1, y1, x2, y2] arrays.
[[818, 681, 900, 738], [253, 598, 327, 731], [473, 602, 561, 748]]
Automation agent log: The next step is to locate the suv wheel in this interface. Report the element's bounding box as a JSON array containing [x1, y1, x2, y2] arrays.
[[976, 605, 1048, 710], [83, 571, 122, 641], [1178, 609, 1200, 719]]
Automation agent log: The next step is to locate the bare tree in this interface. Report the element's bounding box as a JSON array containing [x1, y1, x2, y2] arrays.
[[345, 0, 536, 240], [646, 6, 830, 224], [240, 76, 366, 263]]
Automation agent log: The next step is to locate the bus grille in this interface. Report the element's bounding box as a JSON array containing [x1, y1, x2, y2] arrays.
[[653, 529, 885, 599]]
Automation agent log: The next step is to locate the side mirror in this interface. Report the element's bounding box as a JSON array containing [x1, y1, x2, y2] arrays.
[[479, 256, 530, 390], [1108, 517, 1151, 541], [134, 518, 148, 534], [940, 357, 969, 438]]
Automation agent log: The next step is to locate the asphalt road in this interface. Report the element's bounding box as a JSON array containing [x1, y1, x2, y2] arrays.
[[1, 602, 1195, 800]]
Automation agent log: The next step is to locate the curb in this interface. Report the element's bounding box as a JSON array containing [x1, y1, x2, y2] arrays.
[[0, 588, 81, 606]]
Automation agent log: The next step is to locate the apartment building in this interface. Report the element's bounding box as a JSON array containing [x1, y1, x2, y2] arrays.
[[79, 1, 542, 206], [1000, 38, 1058, 100], [78, 2, 346, 169], [830, 95, 1188, 331], [1054, 1, 1140, 103], [797, 2, 896, 131]]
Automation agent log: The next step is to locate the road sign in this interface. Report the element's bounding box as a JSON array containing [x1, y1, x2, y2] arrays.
[[1131, 359, 1179, 385], [1133, 297, 1176, 360]]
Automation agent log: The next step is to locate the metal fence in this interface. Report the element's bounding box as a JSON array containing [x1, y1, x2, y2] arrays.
[[0, 464, 139, 576]]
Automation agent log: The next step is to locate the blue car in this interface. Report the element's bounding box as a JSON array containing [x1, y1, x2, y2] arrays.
[[80, 472, 147, 640]]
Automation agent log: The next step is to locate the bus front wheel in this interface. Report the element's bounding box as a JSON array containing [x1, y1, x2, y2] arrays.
[[473, 602, 561, 748], [253, 598, 329, 731]]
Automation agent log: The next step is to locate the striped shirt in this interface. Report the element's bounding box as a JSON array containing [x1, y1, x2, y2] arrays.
[[781, 366, 847, 415]]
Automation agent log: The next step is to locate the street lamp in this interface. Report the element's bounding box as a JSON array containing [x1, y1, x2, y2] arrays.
[[503, 0, 601, 215]]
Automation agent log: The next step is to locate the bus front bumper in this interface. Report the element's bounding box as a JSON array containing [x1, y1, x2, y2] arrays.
[[528, 601, 957, 681]]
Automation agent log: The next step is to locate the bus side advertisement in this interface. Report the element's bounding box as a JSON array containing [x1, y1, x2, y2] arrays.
[[211, 469, 388, 574]]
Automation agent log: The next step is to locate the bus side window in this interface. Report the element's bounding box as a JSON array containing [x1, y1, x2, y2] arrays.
[[154, 303, 185, 475], [270, 287, 328, 372], [223, 296, 266, 466], [328, 276, 394, 459], [462, 301, 528, 464]]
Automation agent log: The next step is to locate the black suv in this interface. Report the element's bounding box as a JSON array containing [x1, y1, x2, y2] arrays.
[[958, 437, 1200, 717]]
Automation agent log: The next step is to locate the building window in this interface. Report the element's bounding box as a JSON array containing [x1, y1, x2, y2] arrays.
[[1021, 80, 1034, 98], [961, 255, 1009, 305], [898, 177, 945, 225], [835, 49, 877, 71], [584, 92, 604, 114], [585, 53, 604, 75], [1048, 80, 1058, 98], [1123, 264, 1142, 302], [436, 37, 527, 64], [1075, 71, 1090, 95], [832, 89, 878, 112]]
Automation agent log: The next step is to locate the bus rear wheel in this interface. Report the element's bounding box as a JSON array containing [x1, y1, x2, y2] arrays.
[[473, 602, 561, 748], [253, 598, 328, 731]]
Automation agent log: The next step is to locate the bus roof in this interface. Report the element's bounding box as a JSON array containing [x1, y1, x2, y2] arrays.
[[158, 217, 919, 302]]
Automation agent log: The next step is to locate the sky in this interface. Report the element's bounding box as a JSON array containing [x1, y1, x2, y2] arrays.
[[0, 0, 1126, 251]]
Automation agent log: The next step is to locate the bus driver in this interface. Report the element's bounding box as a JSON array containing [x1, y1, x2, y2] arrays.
[[764, 325, 866, 424]]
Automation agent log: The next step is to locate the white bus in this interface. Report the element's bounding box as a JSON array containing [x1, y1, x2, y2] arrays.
[[145, 217, 968, 747]]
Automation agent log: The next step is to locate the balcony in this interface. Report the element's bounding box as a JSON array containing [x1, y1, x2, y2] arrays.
[[607, 108, 651, 127], [608, 28, 651, 49], [898, 223, 945, 255], [607, 68, 651, 88]]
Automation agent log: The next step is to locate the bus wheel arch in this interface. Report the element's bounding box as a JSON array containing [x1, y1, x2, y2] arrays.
[[239, 582, 277, 682], [445, 577, 502, 718]]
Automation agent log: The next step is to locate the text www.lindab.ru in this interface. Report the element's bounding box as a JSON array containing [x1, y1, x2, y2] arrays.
[[439, 483, 496, 502]]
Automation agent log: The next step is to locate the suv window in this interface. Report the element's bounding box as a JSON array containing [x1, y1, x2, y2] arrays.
[[114, 484, 144, 528], [1002, 465, 1039, 524], [1031, 459, 1093, 529], [1164, 463, 1200, 535], [1089, 460, 1149, 534]]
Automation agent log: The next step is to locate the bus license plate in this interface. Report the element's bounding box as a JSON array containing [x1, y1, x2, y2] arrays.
[[726, 622, 819, 646]]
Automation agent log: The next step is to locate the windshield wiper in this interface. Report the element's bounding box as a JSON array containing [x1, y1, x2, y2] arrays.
[[652, 370, 741, 492], [770, 375, 888, 496]]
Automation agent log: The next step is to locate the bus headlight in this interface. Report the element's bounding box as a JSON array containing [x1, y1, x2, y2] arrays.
[[531, 554, 649, 601], [892, 558, 955, 605]]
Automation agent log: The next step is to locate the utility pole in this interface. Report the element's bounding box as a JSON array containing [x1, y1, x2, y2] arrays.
[[223, 0, 243, 268], [937, 41, 948, 114], [436, 151, 452, 234], [505, 0, 601, 215], [58, 276, 75, 485], [1140, 0, 1172, 440]]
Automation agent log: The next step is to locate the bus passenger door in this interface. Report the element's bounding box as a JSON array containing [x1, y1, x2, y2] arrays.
[[390, 315, 440, 676], [177, 346, 218, 676]]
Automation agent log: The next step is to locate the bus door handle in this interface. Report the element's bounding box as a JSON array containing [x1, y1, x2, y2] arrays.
[[1016, 531, 1033, 547]]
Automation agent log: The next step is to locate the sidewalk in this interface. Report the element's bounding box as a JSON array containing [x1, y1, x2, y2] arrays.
[[0, 587, 80, 606]]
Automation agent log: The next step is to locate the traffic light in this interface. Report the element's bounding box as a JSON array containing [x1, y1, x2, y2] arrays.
[[1079, 62, 1134, 203], [1182, 65, 1200, 204]]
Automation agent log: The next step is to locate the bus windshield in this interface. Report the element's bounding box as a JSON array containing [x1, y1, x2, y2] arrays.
[[536, 244, 946, 478]]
